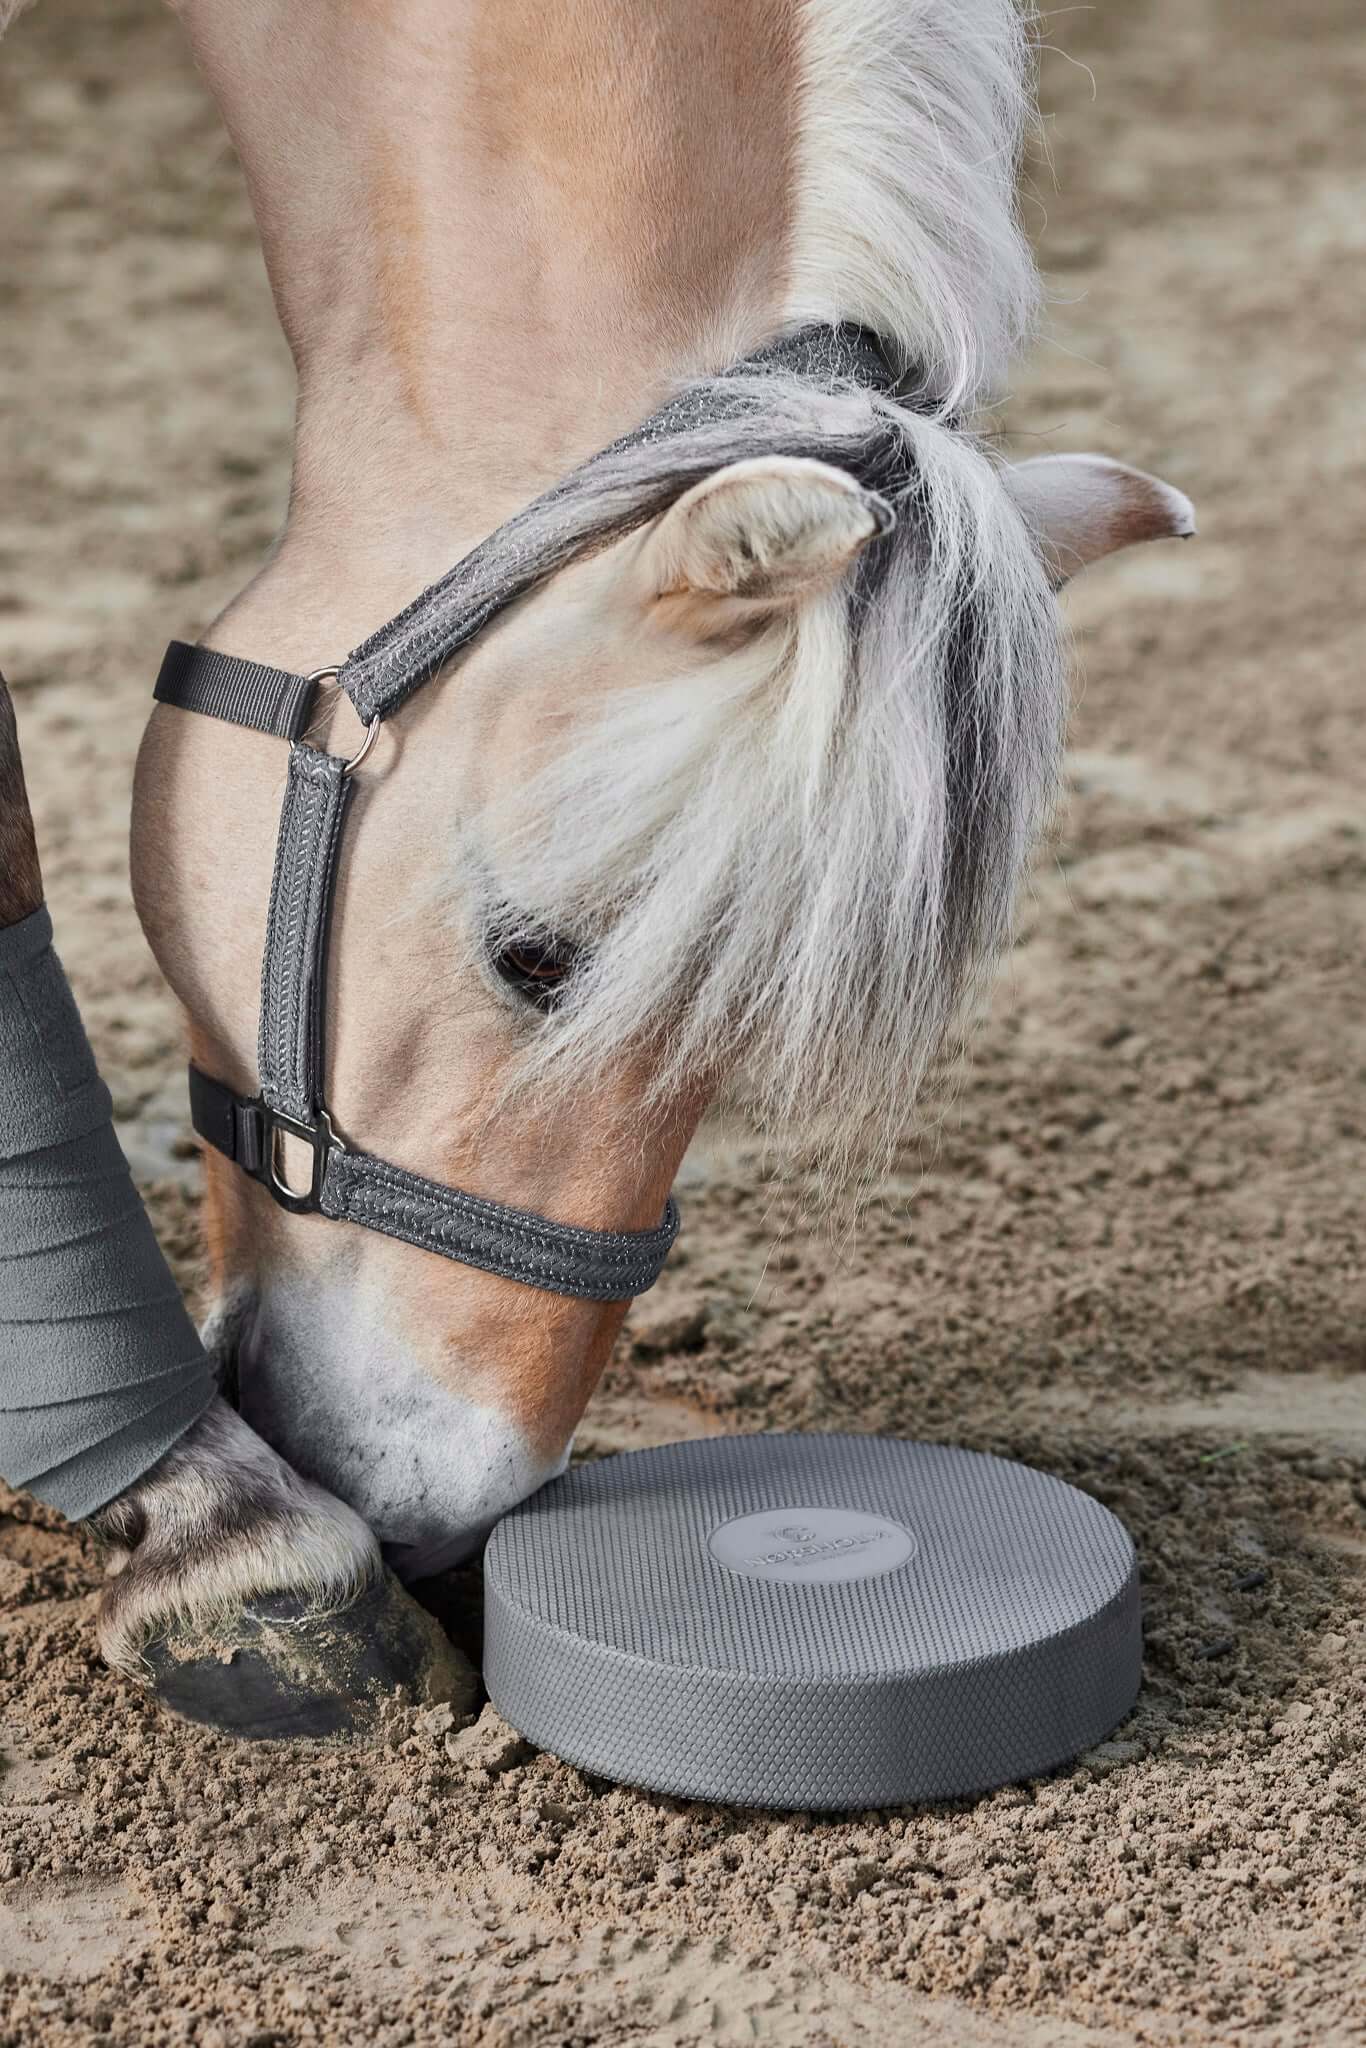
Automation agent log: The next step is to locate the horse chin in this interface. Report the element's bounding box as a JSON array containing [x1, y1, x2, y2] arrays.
[[226, 1270, 572, 1580]]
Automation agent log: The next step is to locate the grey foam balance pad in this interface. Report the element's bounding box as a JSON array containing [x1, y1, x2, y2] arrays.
[[483, 1433, 1141, 1810]]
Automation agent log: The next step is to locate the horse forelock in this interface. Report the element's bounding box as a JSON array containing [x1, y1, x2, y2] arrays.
[[462, 371, 1066, 1186]]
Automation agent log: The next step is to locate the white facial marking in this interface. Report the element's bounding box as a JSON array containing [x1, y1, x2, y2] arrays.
[[235, 1272, 567, 1580]]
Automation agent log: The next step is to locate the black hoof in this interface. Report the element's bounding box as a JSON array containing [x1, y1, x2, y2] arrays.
[[141, 1568, 477, 1740]]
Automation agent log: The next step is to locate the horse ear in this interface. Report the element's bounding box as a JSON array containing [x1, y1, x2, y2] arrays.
[[1004, 455, 1195, 586], [639, 456, 892, 623]]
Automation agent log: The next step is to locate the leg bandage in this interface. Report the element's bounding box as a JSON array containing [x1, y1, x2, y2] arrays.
[[0, 906, 215, 1519]]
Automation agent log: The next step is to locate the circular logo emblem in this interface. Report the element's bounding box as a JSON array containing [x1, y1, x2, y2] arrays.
[[707, 1505, 917, 1585]]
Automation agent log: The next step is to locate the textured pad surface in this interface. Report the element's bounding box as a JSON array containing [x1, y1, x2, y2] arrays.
[[484, 1434, 1141, 1810]]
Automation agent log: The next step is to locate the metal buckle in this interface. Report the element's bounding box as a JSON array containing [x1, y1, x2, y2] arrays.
[[260, 1102, 342, 1215]]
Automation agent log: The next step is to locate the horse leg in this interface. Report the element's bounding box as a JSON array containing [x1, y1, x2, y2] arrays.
[[1, 675, 471, 1736]]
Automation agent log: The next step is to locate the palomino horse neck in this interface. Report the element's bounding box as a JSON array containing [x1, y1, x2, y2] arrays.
[[173, 0, 797, 663]]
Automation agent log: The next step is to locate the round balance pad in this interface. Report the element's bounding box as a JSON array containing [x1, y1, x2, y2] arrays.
[[483, 1433, 1141, 1810]]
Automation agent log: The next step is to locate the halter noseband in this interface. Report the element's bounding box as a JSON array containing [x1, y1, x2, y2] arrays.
[[154, 325, 899, 1302]]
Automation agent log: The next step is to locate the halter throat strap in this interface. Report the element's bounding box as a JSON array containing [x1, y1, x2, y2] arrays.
[[153, 324, 900, 1301]]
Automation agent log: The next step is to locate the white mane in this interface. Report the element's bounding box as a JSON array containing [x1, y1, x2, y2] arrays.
[[789, 0, 1043, 410], [473, 376, 1064, 1182]]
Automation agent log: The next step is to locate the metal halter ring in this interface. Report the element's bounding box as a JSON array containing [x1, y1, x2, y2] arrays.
[[341, 715, 382, 776], [306, 666, 382, 775]]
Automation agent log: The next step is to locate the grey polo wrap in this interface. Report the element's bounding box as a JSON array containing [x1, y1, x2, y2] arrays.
[[0, 907, 215, 1520]]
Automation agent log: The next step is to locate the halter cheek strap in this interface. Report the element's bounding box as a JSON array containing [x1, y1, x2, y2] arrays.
[[153, 323, 899, 1302]]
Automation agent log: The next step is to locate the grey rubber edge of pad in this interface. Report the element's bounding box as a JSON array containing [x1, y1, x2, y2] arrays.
[[483, 1434, 1142, 1811]]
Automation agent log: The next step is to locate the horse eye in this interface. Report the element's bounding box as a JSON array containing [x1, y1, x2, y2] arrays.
[[489, 926, 579, 1011]]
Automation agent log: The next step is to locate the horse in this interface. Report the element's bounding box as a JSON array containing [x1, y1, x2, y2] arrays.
[[6, 0, 1192, 1734]]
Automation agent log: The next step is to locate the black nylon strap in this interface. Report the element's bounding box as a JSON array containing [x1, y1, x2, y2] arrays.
[[188, 1065, 264, 1176], [155, 641, 317, 742]]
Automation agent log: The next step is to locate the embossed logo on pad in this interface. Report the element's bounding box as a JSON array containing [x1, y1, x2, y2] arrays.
[[707, 1506, 917, 1585]]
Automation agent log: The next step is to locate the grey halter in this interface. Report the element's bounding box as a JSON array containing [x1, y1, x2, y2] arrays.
[[155, 325, 898, 1302]]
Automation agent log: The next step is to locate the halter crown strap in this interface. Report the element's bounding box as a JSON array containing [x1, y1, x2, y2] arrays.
[[339, 324, 900, 724], [153, 324, 901, 741]]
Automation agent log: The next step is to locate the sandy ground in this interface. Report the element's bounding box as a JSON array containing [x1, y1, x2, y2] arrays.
[[2, 0, 1364, 2042]]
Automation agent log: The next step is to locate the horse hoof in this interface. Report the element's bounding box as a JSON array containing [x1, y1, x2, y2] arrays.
[[139, 1568, 477, 1740]]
